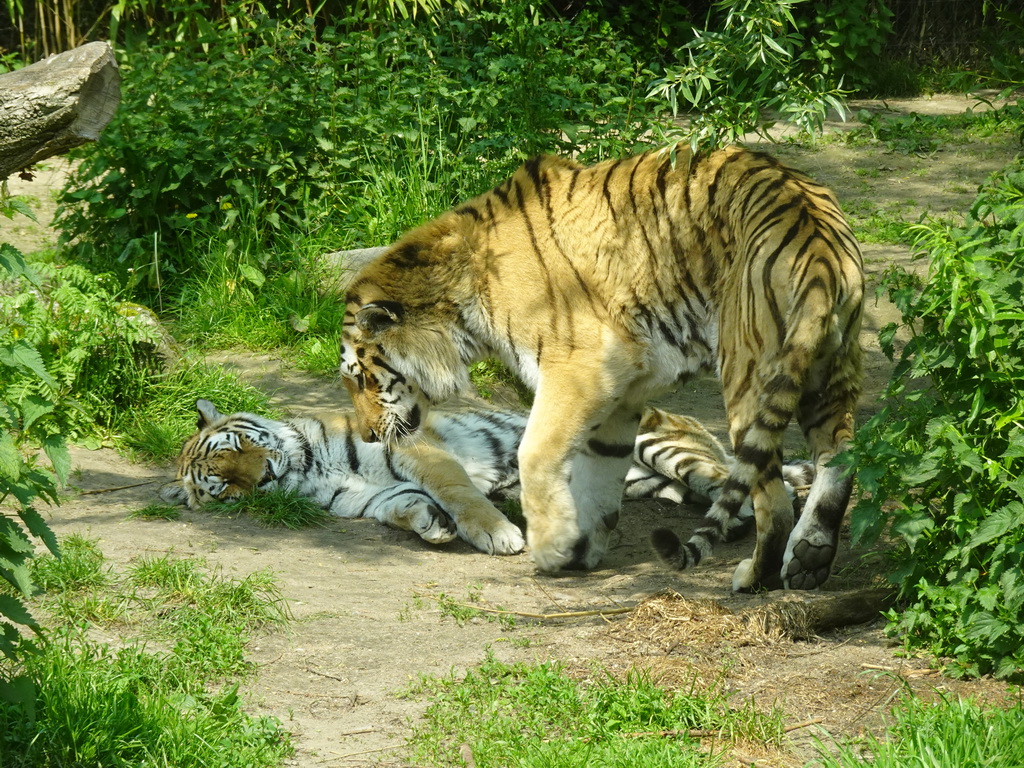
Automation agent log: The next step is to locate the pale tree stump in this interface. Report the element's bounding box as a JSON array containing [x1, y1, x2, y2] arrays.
[[0, 41, 120, 181], [318, 246, 388, 294]]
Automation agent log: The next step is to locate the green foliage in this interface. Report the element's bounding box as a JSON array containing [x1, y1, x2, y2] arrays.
[[0, 204, 64, 702], [796, 0, 894, 94], [649, 0, 850, 149], [406, 653, 784, 767], [816, 690, 1024, 767], [56, 4, 663, 305], [1, 258, 163, 440], [849, 161, 1024, 678], [1, 543, 291, 766], [114, 359, 277, 462]]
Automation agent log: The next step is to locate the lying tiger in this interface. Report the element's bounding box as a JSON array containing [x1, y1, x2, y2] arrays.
[[160, 399, 813, 556]]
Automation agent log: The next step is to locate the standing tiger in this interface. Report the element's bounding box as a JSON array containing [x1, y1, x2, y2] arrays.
[[159, 399, 814, 555], [340, 143, 863, 591]]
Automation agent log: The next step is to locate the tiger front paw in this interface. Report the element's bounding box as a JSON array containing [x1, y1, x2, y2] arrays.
[[527, 521, 610, 572], [459, 518, 526, 556]]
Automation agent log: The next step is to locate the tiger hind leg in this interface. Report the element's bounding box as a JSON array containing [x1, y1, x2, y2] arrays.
[[781, 349, 861, 589]]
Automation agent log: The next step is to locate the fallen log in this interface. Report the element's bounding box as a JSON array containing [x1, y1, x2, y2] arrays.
[[0, 41, 120, 181], [624, 587, 900, 648], [742, 587, 899, 640]]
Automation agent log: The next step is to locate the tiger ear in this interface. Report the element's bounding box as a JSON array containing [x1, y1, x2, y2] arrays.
[[356, 301, 405, 334], [195, 399, 224, 429]]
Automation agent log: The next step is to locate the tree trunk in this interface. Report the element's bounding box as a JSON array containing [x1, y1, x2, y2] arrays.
[[0, 41, 120, 181]]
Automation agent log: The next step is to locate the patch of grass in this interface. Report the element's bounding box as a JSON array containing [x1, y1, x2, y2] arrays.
[[168, 216, 350, 377], [128, 554, 289, 635], [853, 211, 916, 245], [30, 533, 111, 593], [405, 652, 785, 767], [1, 538, 292, 766], [434, 586, 518, 631], [843, 199, 920, 245], [0, 632, 291, 767], [129, 503, 182, 521], [816, 691, 1024, 767], [843, 105, 1024, 155], [469, 358, 534, 406], [114, 358, 278, 462], [212, 487, 332, 529]]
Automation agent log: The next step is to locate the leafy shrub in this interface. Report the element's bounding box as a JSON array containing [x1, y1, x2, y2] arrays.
[[796, 0, 895, 95], [55, 3, 665, 303], [1, 259, 162, 440], [649, 0, 851, 149], [849, 161, 1024, 678]]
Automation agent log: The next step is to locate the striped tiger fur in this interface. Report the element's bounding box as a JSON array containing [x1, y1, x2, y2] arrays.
[[159, 400, 813, 555], [339, 143, 863, 590]]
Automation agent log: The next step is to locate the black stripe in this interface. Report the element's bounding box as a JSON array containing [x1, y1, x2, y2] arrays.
[[295, 431, 314, 472], [735, 443, 773, 469], [357, 486, 433, 518], [344, 429, 360, 473], [329, 486, 347, 508], [587, 439, 633, 458], [601, 160, 621, 221]]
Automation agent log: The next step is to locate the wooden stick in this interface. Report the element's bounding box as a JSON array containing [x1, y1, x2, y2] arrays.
[[783, 717, 825, 733], [614, 716, 824, 741], [78, 480, 157, 496], [328, 744, 401, 760], [447, 600, 634, 621]]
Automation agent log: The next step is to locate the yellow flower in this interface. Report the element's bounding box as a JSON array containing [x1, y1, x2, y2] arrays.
[[186, 213, 198, 219], [221, 201, 233, 210]]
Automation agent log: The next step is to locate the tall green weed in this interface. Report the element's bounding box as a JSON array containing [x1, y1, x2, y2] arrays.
[[849, 161, 1024, 679], [816, 691, 1024, 767]]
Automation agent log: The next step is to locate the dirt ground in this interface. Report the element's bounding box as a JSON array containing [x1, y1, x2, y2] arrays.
[[8, 94, 1023, 766]]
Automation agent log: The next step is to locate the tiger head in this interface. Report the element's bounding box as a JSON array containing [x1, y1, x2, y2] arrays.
[[159, 399, 279, 509], [339, 221, 479, 445]]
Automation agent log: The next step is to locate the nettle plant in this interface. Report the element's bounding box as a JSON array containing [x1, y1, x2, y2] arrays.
[[849, 163, 1024, 678]]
